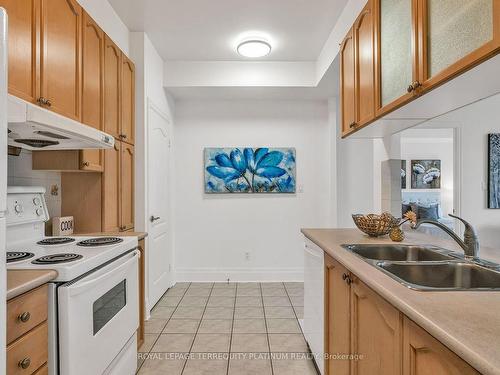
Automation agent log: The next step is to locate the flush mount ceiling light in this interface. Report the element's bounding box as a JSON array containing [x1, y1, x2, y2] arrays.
[[237, 39, 272, 58]]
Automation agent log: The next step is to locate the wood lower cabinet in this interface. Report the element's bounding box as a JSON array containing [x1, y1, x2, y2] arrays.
[[40, 0, 82, 120], [403, 318, 479, 375], [7, 285, 49, 375], [7, 285, 48, 345], [1, 0, 39, 103], [120, 142, 134, 231], [350, 277, 402, 375], [324, 254, 480, 375], [325, 255, 351, 375]]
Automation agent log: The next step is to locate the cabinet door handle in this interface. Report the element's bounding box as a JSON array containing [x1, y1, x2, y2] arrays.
[[342, 273, 352, 285], [150, 216, 160, 223], [407, 81, 422, 93], [82, 161, 90, 167], [37, 97, 52, 107], [18, 358, 31, 369], [17, 311, 31, 323], [349, 122, 357, 129]]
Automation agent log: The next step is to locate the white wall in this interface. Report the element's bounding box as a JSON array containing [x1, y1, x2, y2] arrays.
[[416, 93, 500, 249], [173, 99, 331, 281]]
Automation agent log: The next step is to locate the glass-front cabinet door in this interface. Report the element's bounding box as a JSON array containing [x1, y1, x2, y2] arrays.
[[419, 0, 500, 89], [377, 0, 418, 113]]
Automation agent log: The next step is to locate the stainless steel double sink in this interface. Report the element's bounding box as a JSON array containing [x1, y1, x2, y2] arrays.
[[342, 244, 500, 291]]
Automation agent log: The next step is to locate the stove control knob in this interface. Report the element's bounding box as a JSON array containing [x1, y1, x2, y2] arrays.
[[33, 197, 41, 206], [14, 204, 23, 214], [36, 208, 43, 216]]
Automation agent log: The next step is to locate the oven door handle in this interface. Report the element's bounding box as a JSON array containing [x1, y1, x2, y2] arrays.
[[64, 250, 139, 296]]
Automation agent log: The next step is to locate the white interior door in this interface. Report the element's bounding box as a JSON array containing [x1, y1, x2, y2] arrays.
[[147, 101, 172, 308]]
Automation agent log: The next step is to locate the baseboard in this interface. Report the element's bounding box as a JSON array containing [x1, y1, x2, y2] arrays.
[[175, 267, 304, 282]]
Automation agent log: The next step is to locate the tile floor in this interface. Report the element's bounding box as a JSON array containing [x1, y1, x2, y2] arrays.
[[136, 282, 318, 375]]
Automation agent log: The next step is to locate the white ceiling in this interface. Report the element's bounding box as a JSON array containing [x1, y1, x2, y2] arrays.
[[109, 0, 348, 62]]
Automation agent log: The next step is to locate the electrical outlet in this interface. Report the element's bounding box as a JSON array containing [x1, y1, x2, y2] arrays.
[[245, 251, 251, 261]]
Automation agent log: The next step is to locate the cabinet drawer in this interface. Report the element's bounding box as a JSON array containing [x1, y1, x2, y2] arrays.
[[7, 285, 48, 344], [7, 322, 48, 375]]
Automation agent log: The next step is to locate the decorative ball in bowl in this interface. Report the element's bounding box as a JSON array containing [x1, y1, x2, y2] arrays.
[[352, 212, 399, 237]]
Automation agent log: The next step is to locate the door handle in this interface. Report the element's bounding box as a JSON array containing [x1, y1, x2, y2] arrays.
[[150, 216, 160, 222]]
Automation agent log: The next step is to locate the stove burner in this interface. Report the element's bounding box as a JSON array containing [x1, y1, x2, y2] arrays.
[[77, 237, 123, 247], [7, 252, 35, 263], [37, 237, 75, 246], [32, 253, 83, 264]]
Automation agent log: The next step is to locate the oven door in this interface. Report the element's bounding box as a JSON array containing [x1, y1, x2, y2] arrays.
[[58, 250, 139, 375]]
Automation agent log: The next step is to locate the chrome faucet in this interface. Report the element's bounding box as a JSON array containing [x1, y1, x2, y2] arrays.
[[411, 214, 480, 259]]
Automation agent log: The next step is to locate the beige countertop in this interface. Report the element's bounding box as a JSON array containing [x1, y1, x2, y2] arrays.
[[7, 269, 58, 300], [301, 228, 500, 375]]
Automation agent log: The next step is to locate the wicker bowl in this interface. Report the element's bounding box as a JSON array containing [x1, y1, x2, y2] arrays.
[[352, 212, 399, 237]]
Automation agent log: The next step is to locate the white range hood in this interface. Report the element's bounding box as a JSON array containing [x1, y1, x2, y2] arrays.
[[7, 95, 114, 150]]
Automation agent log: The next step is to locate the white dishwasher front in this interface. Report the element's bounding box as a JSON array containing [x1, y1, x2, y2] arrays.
[[303, 238, 325, 375]]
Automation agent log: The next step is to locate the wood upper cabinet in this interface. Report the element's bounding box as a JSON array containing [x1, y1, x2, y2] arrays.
[[341, 0, 375, 137], [325, 255, 351, 375], [120, 142, 134, 231], [340, 29, 356, 135], [102, 142, 121, 232], [120, 54, 135, 145], [103, 35, 121, 139], [354, 0, 375, 127], [1, 0, 39, 103], [376, 0, 418, 115], [403, 318, 479, 375], [350, 277, 402, 375], [417, 0, 500, 92], [84, 140, 134, 233], [341, 0, 500, 137], [81, 11, 104, 172], [40, 0, 82, 121]]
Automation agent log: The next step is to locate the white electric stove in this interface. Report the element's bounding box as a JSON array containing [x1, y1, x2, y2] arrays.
[[6, 186, 140, 375]]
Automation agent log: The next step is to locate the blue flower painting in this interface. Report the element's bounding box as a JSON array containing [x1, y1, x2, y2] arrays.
[[204, 148, 296, 193]]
